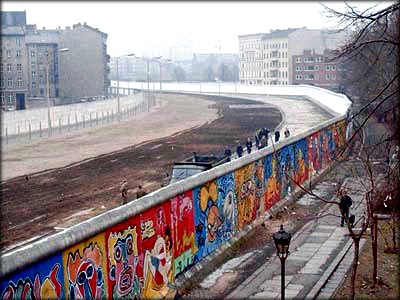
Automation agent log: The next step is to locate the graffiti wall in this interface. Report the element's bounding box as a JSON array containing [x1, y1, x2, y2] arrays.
[[1, 120, 347, 299]]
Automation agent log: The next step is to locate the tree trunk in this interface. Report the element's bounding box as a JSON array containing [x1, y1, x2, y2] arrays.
[[351, 238, 361, 300]]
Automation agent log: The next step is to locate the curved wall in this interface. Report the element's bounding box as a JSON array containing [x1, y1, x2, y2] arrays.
[[0, 88, 350, 299]]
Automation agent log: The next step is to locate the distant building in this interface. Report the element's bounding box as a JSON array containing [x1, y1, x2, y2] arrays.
[[191, 53, 239, 82], [0, 25, 28, 109], [238, 27, 348, 86], [292, 49, 341, 91], [58, 23, 110, 102], [1, 13, 110, 109]]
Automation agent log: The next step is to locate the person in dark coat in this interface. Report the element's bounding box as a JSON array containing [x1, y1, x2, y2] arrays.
[[274, 130, 280, 143], [339, 189, 353, 227], [246, 138, 252, 154], [236, 143, 244, 158], [224, 146, 232, 162], [284, 127, 290, 138], [255, 135, 260, 150], [263, 127, 269, 140]]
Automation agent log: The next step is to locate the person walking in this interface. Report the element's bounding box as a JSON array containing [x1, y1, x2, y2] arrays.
[[255, 134, 260, 150], [284, 127, 290, 138], [225, 146, 232, 162], [236, 142, 244, 158], [274, 130, 280, 143], [339, 189, 353, 227], [246, 137, 252, 154], [260, 135, 268, 149], [263, 127, 269, 140], [120, 179, 129, 204]]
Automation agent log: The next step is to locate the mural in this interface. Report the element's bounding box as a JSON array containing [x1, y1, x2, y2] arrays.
[[280, 146, 295, 199], [106, 220, 141, 299], [62, 234, 107, 300], [293, 138, 309, 186], [235, 165, 257, 231], [253, 159, 265, 216], [1, 119, 349, 299], [139, 203, 175, 299], [170, 191, 197, 277], [0, 255, 63, 300], [308, 132, 322, 176], [264, 154, 281, 211]]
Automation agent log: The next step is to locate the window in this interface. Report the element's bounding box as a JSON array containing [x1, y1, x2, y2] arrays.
[[32, 70, 36, 77], [39, 75, 44, 84], [7, 78, 13, 87], [296, 75, 303, 80], [326, 65, 331, 71], [0, 64, 3, 73], [16, 38, 21, 46], [296, 57, 302, 63], [17, 78, 23, 87], [304, 74, 314, 80], [326, 74, 331, 80], [40, 88, 44, 96], [296, 66, 302, 71], [31, 50, 35, 57], [332, 65, 336, 70], [7, 50, 11, 58], [17, 64, 22, 72], [7, 64, 11, 72], [1, 95, 4, 104], [8, 94, 13, 103], [16, 50, 21, 57], [332, 74, 336, 80], [0, 78, 4, 87], [32, 82, 36, 89]]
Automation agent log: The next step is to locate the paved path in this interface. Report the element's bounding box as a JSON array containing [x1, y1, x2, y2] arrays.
[[225, 177, 367, 300]]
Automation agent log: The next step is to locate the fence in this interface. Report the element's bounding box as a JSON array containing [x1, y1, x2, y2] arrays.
[[0, 108, 349, 299], [1, 90, 157, 145]]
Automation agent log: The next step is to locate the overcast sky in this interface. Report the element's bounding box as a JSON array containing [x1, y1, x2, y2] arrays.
[[2, 1, 394, 57]]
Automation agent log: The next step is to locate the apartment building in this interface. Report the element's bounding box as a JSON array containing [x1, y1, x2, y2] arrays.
[[292, 49, 341, 91], [1, 11, 110, 109], [0, 25, 28, 109], [238, 28, 348, 86]]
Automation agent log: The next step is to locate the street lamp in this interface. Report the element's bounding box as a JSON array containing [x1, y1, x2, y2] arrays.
[[46, 47, 68, 136], [273, 224, 292, 300], [116, 53, 135, 121]]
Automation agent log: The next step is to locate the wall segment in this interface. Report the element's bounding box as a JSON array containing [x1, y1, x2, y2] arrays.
[[0, 86, 351, 299]]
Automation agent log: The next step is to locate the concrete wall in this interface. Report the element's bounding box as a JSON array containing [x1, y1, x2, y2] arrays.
[[0, 102, 349, 299], [1, 92, 145, 136]]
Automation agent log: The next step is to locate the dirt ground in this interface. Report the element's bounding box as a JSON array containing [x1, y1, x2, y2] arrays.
[[0, 94, 282, 251], [333, 220, 400, 300]]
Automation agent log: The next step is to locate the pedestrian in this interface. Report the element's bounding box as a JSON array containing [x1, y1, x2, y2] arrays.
[[255, 134, 260, 150], [263, 127, 269, 140], [246, 137, 252, 154], [284, 127, 290, 138], [136, 185, 147, 199], [193, 151, 198, 162], [236, 142, 244, 158], [260, 135, 268, 148], [274, 130, 280, 143], [224, 146, 232, 162], [339, 189, 353, 227], [120, 179, 128, 204]]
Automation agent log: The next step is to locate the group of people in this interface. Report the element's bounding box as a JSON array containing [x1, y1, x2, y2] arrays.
[[224, 127, 291, 161], [120, 180, 148, 204]]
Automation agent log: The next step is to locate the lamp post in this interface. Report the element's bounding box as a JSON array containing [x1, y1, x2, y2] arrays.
[[116, 53, 135, 121], [46, 47, 68, 136], [273, 224, 292, 300]]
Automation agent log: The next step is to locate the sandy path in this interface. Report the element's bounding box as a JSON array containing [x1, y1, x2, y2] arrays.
[[1, 94, 218, 181]]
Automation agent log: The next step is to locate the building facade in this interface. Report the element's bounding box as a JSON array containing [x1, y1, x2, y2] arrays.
[[1, 12, 110, 109], [292, 49, 341, 91], [238, 28, 348, 86], [0, 25, 28, 109]]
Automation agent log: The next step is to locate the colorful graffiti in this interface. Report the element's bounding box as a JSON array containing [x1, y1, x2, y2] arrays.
[[106, 223, 140, 299], [235, 164, 257, 230], [170, 191, 197, 277], [1, 255, 63, 300], [63, 237, 107, 300], [264, 154, 281, 210], [293, 138, 309, 185], [1, 119, 348, 300], [139, 203, 175, 299]]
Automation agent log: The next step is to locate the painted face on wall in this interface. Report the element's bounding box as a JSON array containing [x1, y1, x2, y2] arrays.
[[67, 243, 104, 300], [223, 190, 235, 223], [108, 227, 139, 298]]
